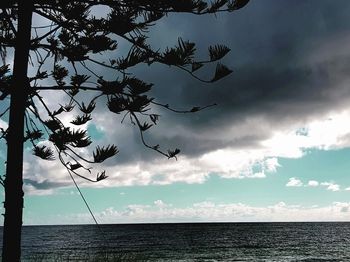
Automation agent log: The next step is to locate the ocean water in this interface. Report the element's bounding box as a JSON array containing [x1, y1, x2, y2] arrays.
[[1, 222, 350, 261]]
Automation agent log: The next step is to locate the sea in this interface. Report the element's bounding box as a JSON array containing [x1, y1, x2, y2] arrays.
[[1, 222, 350, 261]]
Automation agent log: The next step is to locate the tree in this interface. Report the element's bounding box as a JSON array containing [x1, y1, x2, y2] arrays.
[[0, 0, 249, 260]]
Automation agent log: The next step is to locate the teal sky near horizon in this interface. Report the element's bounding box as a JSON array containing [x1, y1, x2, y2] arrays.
[[17, 147, 350, 225]]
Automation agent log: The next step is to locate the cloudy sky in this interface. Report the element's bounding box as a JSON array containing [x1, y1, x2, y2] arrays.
[[3, 0, 350, 225]]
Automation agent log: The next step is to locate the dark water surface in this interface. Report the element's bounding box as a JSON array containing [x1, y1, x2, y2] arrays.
[[1, 222, 350, 261]]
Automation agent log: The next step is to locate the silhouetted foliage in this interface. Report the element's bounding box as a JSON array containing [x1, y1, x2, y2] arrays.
[[1, 0, 249, 179], [0, 0, 249, 260]]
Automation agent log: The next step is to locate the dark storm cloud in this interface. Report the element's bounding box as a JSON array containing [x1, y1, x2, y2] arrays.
[[95, 0, 350, 162], [23, 179, 70, 190], [20, 0, 350, 190]]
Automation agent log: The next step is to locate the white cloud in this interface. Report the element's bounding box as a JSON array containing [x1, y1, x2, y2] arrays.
[[88, 109, 350, 187], [154, 200, 171, 208], [98, 201, 350, 223], [249, 172, 266, 178], [308, 180, 319, 187], [19, 96, 350, 192], [321, 182, 340, 192], [25, 200, 350, 225], [286, 177, 303, 187], [286, 178, 341, 192], [264, 157, 280, 173]]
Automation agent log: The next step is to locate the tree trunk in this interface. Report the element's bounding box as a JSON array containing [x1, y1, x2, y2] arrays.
[[2, 1, 33, 261]]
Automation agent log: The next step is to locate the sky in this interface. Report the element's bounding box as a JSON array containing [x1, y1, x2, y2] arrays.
[[2, 0, 350, 224]]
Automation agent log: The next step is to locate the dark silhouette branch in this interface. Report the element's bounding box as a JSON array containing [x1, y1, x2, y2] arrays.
[[130, 111, 171, 158], [151, 101, 217, 113], [2, 9, 17, 35], [0, 106, 10, 118], [31, 24, 60, 43]]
